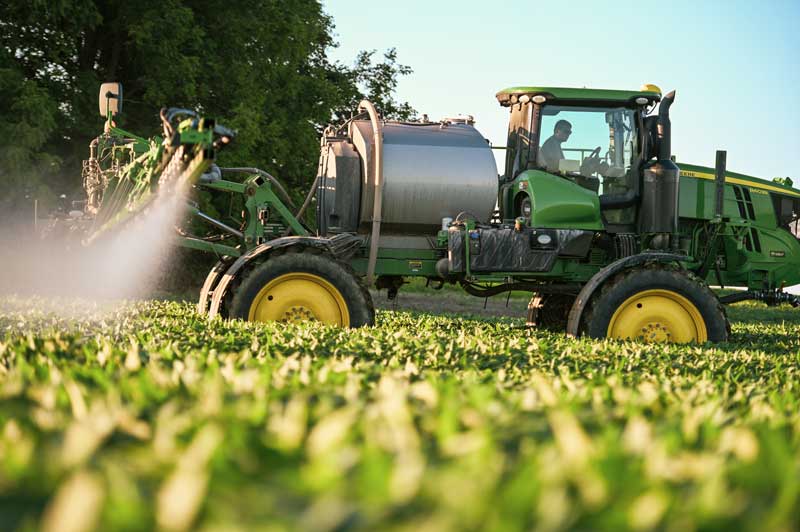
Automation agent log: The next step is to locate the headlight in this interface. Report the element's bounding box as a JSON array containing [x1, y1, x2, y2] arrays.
[[536, 233, 552, 245], [521, 197, 532, 218]]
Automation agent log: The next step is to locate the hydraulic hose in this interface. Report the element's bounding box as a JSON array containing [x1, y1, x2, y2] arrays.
[[295, 175, 319, 222], [719, 290, 800, 307], [360, 100, 383, 287], [296, 137, 328, 224], [460, 281, 581, 298]]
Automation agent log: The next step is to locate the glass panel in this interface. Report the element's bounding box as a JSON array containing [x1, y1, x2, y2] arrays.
[[505, 103, 534, 179], [537, 105, 638, 197]]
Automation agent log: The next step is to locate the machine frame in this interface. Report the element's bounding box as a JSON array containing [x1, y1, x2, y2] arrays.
[[61, 83, 800, 343]]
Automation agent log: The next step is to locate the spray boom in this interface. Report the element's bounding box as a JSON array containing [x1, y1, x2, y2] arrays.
[[81, 101, 233, 246]]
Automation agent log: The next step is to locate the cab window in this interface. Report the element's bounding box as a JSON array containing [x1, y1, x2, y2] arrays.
[[504, 103, 534, 179], [537, 105, 638, 197]]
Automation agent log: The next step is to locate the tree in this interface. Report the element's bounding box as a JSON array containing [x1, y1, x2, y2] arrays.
[[0, 0, 415, 213]]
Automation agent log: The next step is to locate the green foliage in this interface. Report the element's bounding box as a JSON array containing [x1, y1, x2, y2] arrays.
[[347, 49, 416, 121], [0, 49, 61, 205], [0, 0, 415, 212], [0, 297, 798, 531]]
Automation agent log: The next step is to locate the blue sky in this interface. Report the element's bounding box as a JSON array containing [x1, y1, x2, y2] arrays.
[[323, 0, 800, 180]]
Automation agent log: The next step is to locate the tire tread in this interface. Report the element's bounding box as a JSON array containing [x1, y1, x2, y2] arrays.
[[581, 263, 729, 342]]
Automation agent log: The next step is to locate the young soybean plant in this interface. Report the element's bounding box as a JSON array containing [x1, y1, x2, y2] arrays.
[[0, 298, 798, 530]]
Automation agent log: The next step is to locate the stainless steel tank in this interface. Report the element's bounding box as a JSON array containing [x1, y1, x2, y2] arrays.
[[347, 120, 498, 233]]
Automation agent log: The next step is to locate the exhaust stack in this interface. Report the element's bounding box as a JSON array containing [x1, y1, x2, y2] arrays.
[[639, 90, 681, 248], [657, 90, 676, 160]]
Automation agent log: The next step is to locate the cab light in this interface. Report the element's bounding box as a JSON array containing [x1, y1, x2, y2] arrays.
[[639, 83, 662, 94]]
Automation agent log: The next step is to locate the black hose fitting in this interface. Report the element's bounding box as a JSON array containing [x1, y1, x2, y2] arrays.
[[719, 289, 800, 307]]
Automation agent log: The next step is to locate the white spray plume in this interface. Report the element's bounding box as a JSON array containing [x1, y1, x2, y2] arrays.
[[0, 188, 188, 306]]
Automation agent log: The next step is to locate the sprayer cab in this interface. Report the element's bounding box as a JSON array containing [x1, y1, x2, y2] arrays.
[[495, 85, 680, 242]]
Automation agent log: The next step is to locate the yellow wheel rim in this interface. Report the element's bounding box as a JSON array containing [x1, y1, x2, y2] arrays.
[[607, 289, 707, 343], [248, 273, 350, 326]]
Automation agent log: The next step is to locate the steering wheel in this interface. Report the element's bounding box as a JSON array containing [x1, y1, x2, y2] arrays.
[[580, 146, 603, 175]]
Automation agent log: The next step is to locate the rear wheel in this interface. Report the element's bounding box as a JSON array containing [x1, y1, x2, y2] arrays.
[[582, 265, 728, 343], [229, 251, 374, 327]]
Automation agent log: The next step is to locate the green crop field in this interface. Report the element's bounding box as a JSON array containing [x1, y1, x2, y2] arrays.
[[0, 296, 798, 532]]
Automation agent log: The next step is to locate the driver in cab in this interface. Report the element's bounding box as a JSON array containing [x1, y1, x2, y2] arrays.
[[538, 119, 609, 178], [538, 119, 571, 173]]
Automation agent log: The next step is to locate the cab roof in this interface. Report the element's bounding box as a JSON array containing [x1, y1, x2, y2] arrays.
[[495, 86, 662, 107]]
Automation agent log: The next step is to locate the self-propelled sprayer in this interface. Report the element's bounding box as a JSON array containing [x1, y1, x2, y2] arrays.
[[63, 83, 800, 343]]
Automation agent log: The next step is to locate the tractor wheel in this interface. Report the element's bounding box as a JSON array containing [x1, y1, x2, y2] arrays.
[[527, 294, 575, 331], [229, 251, 374, 327], [582, 265, 729, 343]]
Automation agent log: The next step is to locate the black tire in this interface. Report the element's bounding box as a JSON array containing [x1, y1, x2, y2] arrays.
[[527, 293, 575, 332], [229, 251, 374, 327], [582, 264, 729, 343]]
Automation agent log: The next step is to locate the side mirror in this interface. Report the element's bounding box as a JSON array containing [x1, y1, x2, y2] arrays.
[[99, 82, 123, 117]]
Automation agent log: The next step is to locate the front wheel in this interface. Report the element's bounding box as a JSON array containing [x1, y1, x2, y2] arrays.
[[582, 265, 729, 343], [229, 251, 374, 327]]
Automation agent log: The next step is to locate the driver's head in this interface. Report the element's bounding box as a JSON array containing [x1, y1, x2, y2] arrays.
[[554, 120, 572, 142]]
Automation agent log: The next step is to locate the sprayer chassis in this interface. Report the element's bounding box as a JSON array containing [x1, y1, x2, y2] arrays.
[[191, 170, 799, 288], [76, 83, 800, 343], [187, 92, 800, 343], [190, 160, 800, 322]]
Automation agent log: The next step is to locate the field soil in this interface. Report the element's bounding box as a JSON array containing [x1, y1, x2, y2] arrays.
[[371, 289, 530, 318]]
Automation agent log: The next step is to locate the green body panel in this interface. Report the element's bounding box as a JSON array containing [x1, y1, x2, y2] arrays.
[[678, 162, 800, 200], [678, 171, 779, 224], [720, 225, 800, 287], [352, 258, 438, 277], [181, 237, 242, 257], [202, 180, 247, 194], [511, 170, 604, 230], [350, 247, 442, 277], [676, 163, 800, 289]]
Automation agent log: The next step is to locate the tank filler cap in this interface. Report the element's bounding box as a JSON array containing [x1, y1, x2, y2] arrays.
[[441, 115, 475, 126]]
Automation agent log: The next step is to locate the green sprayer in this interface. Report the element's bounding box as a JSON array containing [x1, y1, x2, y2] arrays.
[[57, 83, 800, 343]]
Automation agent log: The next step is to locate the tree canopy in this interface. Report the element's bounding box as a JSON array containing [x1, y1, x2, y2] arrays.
[[0, 0, 415, 211]]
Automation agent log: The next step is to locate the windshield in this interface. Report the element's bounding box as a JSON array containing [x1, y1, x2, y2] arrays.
[[537, 105, 639, 195]]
